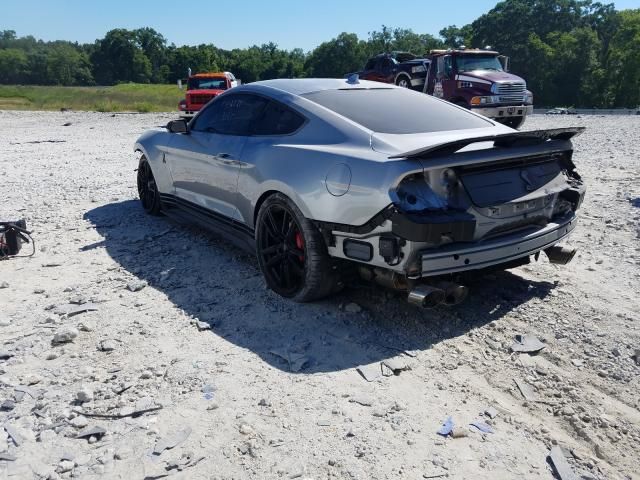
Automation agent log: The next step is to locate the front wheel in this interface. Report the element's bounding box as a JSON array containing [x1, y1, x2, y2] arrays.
[[396, 76, 411, 88], [255, 194, 336, 302], [137, 157, 162, 215]]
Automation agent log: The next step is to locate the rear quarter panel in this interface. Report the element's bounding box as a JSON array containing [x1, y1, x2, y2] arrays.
[[236, 137, 423, 229]]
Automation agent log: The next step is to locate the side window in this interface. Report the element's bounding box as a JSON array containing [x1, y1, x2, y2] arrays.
[[192, 94, 268, 136], [444, 56, 453, 78], [252, 101, 305, 136], [381, 58, 394, 72]]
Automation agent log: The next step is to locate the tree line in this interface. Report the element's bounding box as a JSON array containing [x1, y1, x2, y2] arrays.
[[0, 0, 638, 107]]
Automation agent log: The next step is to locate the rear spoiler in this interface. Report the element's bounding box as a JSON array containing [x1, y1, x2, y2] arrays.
[[388, 127, 585, 159]]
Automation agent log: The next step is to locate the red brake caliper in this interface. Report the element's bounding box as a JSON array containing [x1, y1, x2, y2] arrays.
[[295, 231, 305, 262]]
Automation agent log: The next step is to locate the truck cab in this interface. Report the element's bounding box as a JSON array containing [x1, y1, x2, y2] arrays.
[[424, 49, 533, 128], [178, 71, 238, 117]]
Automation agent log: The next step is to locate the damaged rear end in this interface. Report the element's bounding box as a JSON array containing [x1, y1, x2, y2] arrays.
[[329, 128, 586, 307]]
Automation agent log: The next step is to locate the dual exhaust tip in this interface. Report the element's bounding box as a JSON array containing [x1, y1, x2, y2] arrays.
[[407, 281, 469, 308], [406, 244, 577, 308], [544, 245, 577, 265]]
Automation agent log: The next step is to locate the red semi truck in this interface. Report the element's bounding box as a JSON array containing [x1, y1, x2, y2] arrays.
[[351, 48, 533, 128]]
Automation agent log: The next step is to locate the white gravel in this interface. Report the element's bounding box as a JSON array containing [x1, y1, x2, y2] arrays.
[[0, 111, 639, 479]]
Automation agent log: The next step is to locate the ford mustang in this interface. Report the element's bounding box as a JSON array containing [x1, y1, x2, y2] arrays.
[[134, 78, 585, 307]]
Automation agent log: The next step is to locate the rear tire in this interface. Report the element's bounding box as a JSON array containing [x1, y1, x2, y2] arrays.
[[255, 193, 336, 302], [137, 157, 162, 216]]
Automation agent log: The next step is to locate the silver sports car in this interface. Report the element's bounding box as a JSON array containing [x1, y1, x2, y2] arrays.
[[134, 78, 585, 307]]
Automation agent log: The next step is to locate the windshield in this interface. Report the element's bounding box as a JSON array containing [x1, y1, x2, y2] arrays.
[[301, 88, 491, 134], [188, 77, 227, 90], [455, 55, 504, 72]]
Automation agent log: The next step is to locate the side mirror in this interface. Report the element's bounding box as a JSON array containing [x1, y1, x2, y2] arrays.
[[167, 119, 188, 134], [499, 55, 510, 72]]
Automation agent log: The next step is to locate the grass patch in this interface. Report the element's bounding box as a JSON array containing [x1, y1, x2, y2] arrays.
[[0, 84, 184, 112]]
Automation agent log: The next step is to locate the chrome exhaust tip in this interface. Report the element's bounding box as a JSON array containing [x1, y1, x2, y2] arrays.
[[407, 285, 445, 308], [436, 281, 469, 306], [545, 245, 577, 265]]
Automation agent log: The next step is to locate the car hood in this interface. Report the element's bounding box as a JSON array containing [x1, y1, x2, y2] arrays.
[[458, 70, 525, 84], [371, 124, 514, 156]]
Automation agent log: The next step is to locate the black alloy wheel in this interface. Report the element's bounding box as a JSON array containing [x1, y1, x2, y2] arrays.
[[137, 158, 162, 215], [255, 193, 337, 302], [257, 203, 306, 297]]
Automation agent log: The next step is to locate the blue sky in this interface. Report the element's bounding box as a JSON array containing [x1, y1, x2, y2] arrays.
[[3, 0, 637, 51]]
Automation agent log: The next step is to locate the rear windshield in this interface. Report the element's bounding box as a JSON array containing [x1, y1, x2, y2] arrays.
[[301, 88, 491, 134]]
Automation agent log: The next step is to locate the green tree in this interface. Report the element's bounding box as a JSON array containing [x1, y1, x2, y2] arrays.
[[306, 32, 367, 77], [439, 25, 473, 48], [91, 29, 152, 84], [135, 27, 168, 82], [46, 44, 94, 85], [606, 9, 640, 107], [0, 48, 27, 83]]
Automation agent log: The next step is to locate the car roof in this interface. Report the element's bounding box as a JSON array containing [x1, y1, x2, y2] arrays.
[[242, 78, 395, 96]]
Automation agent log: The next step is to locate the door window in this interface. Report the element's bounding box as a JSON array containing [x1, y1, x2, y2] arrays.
[[252, 101, 306, 136], [192, 94, 268, 136]]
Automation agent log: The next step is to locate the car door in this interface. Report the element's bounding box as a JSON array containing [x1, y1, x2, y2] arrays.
[[164, 93, 268, 221], [235, 100, 307, 226]]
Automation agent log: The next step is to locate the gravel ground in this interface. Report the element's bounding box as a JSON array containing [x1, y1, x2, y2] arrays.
[[0, 111, 639, 480]]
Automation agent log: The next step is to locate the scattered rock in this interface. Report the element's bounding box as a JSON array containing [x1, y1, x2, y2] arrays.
[[195, 320, 211, 331], [514, 378, 537, 401], [57, 460, 75, 473], [98, 339, 116, 352], [76, 387, 94, 403], [356, 363, 382, 382], [52, 326, 79, 345], [631, 349, 640, 366], [0, 281, 8, 289], [484, 407, 498, 419], [53, 303, 98, 317], [349, 395, 373, 407], [548, 446, 578, 480], [76, 426, 106, 439], [381, 357, 410, 375], [4, 424, 24, 446], [126, 280, 147, 292], [269, 348, 309, 372], [511, 334, 546, 354], [0, 351, 14, 360], [153, 427, 192, 455], [239, 424, 254, 435], [23, 374, 42, 385], [70, 416, 89, 428]]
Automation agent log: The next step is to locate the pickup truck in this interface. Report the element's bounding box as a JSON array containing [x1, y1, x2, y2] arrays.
[[351, 52, 429, 90]]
